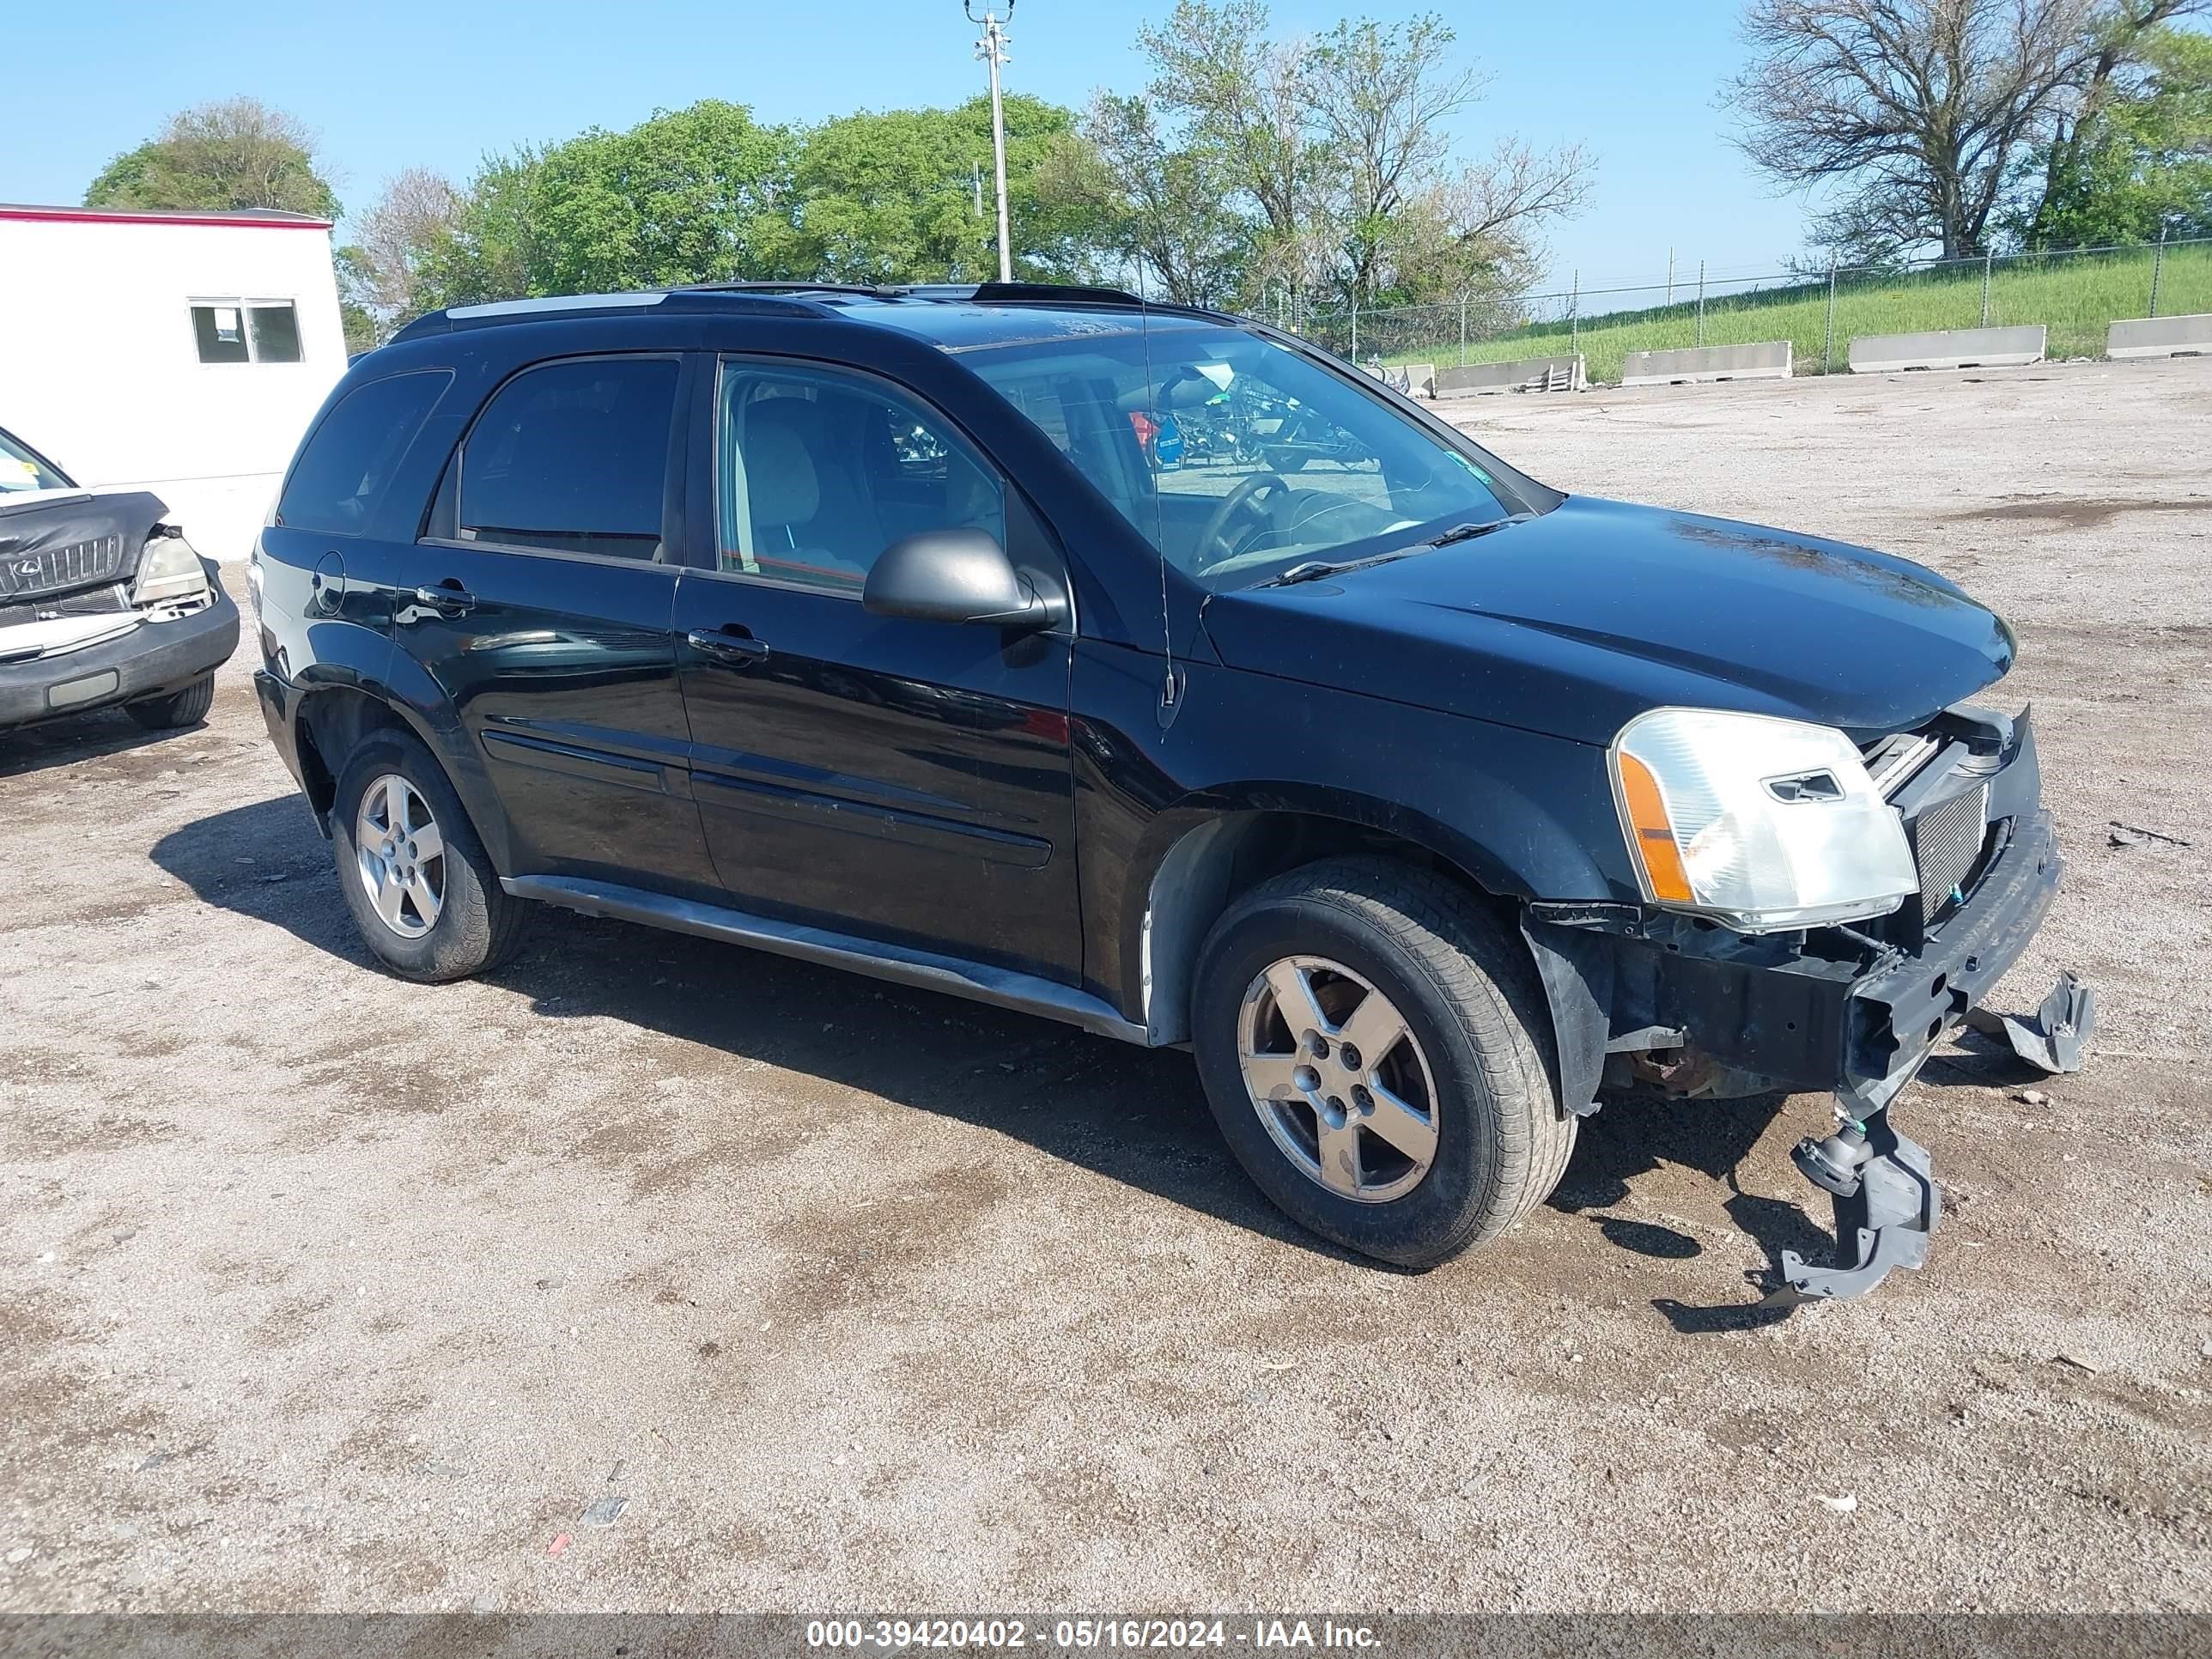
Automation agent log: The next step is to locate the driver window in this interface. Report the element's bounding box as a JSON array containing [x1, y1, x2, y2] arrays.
[[715, 362, 1006, 594]]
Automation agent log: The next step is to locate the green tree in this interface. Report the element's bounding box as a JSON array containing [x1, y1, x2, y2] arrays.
[[87, 97, 340, 218], [418, 101, 799, 307], [1726, 0, 2205, 263], [1042, 93, 1253, 304], [2014, 25, 2212, 246], [412, 154, 544, 308], [789, 94, 1104, 283], [333, 246, 381, 355]]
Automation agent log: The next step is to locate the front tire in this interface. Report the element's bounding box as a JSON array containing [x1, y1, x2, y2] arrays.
[[124, 672, 215, 730], [1191, 856, 1574, 1268], [330, 730, 524, 982]]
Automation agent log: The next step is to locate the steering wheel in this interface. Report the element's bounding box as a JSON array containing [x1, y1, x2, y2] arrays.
[[1194, 471, 1294, 571]]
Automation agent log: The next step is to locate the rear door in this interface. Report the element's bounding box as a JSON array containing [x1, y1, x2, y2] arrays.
[[670, 353, 1082, 981], [398, 352, 717, 894]]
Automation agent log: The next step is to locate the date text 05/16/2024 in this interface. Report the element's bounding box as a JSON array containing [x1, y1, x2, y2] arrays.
[[805, 1619, 1383, 1650]]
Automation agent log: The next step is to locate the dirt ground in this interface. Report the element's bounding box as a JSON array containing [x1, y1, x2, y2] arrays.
[[3, 360, 2208, 1617]]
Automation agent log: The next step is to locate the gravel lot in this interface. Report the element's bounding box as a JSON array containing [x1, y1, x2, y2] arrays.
[[3, 360, 2208, 1616]]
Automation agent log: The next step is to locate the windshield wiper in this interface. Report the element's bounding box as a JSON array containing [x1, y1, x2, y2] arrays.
[[1255, 550, 1421, 588], [1254, 514, 1535, 588], [1424, 513, 1534, 546]]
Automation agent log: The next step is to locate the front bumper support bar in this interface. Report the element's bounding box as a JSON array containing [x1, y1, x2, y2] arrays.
[[1765, 1099, 1942, 1305]]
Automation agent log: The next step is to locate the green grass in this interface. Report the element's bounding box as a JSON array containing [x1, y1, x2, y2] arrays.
[[1375, 244, 2212, 384]]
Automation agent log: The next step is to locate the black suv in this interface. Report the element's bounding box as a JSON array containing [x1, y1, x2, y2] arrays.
[[252, 283, 2069, 1299]]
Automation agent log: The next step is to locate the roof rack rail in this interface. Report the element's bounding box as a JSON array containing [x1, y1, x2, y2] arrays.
[[686, 279, 1146, 307], [681, 280, 904, 299], [386, 287, 833, 343], [380, 278, 1162, 347]]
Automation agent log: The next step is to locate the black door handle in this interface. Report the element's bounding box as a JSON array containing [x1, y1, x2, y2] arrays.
[[412, 582, 475, 617], [687, 627, 769, 667]]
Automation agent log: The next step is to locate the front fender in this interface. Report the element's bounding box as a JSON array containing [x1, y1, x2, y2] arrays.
[[1073, 642, 1636, 1028]]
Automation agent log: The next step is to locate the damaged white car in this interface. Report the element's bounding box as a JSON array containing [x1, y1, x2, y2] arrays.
[[0, 423, 240, 733]]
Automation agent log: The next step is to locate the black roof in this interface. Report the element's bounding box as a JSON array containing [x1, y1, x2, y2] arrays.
[[387, 282, 1231, 349]]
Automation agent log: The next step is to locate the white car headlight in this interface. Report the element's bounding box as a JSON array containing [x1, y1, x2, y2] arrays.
[[134, 532, 210, 607], [1610, 708, 1917, 933]]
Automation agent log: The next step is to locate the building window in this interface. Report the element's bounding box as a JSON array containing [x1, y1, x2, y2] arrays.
[[191, 299, 303, 365]]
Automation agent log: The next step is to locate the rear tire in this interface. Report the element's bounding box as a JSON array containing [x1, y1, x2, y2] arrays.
[[330, 729, 525, 982], [1191, 856, 1574, 1268], [125, 672, 215, 730]]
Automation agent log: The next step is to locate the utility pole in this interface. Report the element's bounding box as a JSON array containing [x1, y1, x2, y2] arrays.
[[967, 0, 1015, 283]]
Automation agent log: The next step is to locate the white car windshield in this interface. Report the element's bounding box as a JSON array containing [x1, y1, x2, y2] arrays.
[[0, 428, 73, 495], [962, 318, 1550, 590]]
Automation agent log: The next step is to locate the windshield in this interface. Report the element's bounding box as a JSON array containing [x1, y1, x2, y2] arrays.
[[960, 318, 1551, 590], [0, 427, 73, 495]]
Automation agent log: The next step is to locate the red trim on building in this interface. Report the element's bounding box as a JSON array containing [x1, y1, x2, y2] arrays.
[[0, 204, 333, 231]]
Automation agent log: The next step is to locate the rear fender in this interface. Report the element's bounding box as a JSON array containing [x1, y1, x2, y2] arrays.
[[292, 623, 513, 873]]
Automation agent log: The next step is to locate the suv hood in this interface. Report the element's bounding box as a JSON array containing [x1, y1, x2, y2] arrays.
[[1200, 496, 2014, 745]]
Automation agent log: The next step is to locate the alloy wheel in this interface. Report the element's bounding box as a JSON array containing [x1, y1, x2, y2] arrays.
[[355, 774, 446, 940], [1237, 955, 1439, 1203]]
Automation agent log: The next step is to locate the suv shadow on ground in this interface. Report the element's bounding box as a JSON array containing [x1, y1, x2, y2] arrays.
[[154, 792, 1867, 1300], [150, 794, 1341, 1261]]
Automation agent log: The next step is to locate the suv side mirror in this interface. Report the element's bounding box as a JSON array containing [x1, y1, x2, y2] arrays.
[[863, 527, 1066, 630]]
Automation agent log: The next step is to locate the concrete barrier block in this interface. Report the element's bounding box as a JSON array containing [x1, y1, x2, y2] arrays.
[[1433, 356, 1585, 397], [2106, 314, 2212, 359], [1620, 341, 1792, 386], [1848, 325, 2045, 373]]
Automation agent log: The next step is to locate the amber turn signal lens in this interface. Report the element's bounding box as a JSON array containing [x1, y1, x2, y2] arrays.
[[1617, 750, 1694, 904]]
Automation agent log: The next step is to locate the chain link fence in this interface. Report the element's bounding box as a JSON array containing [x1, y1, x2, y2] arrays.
[[1275, 236, 2212, 384]]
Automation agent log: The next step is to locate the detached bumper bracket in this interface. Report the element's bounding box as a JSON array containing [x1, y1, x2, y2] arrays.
[[1765, 1103, 1942, 1305]]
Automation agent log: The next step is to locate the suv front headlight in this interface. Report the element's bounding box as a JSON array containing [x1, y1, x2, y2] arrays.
[[1610, 707, 1917, 933], [134, 531, 210, 608]]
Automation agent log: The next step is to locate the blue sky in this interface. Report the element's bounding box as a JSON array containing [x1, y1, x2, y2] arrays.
[[4, 0, 1814, 295]]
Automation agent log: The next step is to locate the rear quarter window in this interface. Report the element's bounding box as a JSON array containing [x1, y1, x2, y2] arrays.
[[456, 356, 679, 561], [278, 370, 453, 536]]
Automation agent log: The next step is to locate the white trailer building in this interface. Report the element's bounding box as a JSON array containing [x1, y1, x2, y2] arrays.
[[0, 203, 347, 561]]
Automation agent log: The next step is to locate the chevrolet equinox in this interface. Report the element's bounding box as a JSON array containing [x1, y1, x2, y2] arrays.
[[252, 283, 2074, 1301]]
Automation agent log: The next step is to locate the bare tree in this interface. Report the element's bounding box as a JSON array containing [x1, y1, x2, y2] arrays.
[[1133, 0, 1589, 307], [350, 168, 463, 325], [1728, 0, 2203, 260]]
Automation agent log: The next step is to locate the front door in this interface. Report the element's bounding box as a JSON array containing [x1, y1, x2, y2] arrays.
[[398, 352, 717, 893], [672, 355, 1082, 981]]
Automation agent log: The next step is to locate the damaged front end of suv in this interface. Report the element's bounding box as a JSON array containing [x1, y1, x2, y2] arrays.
[[1523, 700, 2083, 1304]]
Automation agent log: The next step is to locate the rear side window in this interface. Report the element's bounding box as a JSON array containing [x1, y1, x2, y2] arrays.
[[458, 357, 678, 560], [277, 370, 452, 536]]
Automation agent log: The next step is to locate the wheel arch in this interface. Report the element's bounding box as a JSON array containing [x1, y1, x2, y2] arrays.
[[290, 661, 513, 874], [1128, 787, 1545, 1046]]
